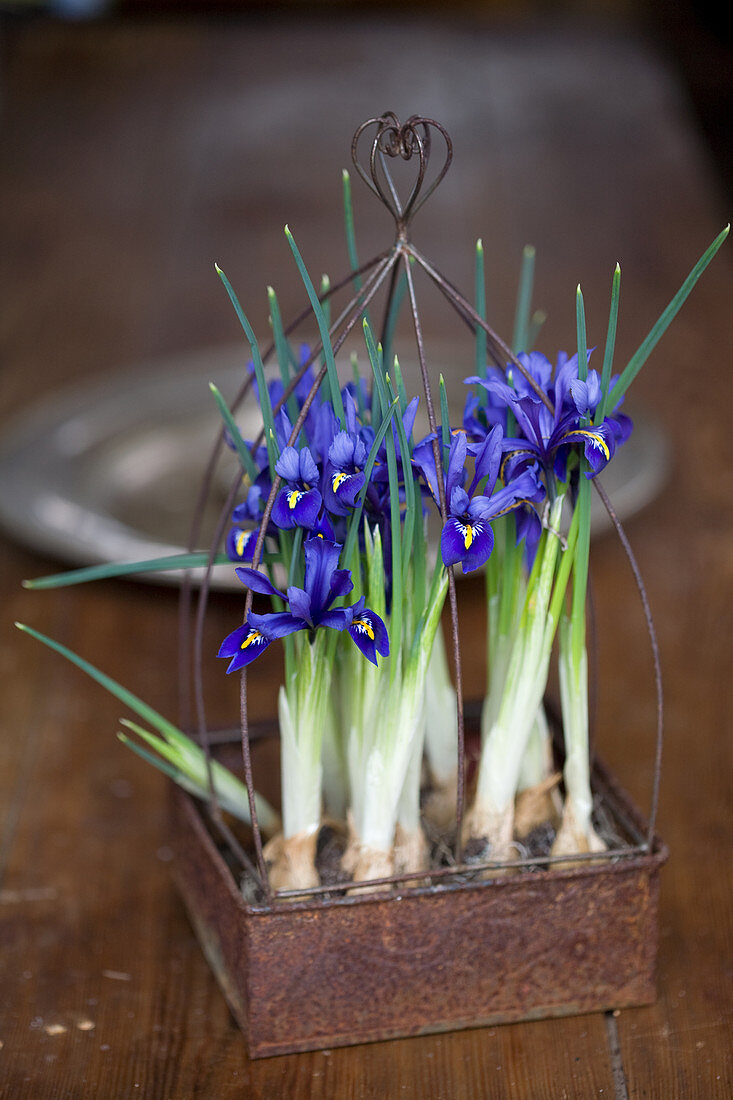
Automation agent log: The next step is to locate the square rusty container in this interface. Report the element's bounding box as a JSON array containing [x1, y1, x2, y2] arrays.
[[168, 753, 667, 1059]]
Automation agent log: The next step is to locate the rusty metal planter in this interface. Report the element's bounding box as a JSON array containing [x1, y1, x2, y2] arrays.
[[161, 111, 671, 1060], [169, 755, 667, 1059]]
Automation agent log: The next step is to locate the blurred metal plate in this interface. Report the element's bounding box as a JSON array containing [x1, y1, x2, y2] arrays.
[[0, 342, 669, 590]]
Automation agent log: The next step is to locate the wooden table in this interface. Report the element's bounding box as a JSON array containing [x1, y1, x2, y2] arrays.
[[1, 13, 731, 1097]]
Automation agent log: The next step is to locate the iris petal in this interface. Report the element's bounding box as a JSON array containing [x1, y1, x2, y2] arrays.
[[326, 567, 354, 606], [303, 537, 342, 613], [274, 446, 301, 483], [328, 430, 356, 468], [226, 527, 256, 562], [271, 487, 322, 530], [285, 587, 312, 626], [348, 608, 390, 665], [217, 622, 272, 673], [441, 517, 494, 573], [470, 423, 503, 494], [248, 610, 304, 640], [333, 470, 364, 507], [317, 608, 354, 632], [445, 432, 468, 500], [298, 447, 320, 485], [441, 518, 471, 567], [461, 522, 494, 572], [235, 567, 285, 600], [560, 427, 612, 476]]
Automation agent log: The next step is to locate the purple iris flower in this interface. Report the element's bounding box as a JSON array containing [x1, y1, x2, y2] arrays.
[[463, 353, 553, 442], [474, 351, 623, 482], [572, 375, 634, 455], [468, 424, 546, 559], [441, 486, 498, 573], [217, 537, 389, 671], [510, 350, 555, 397], [569, 372, 601, 417], [321, 389, 375, 517], [226, 483, 277, 563], [270, 445, 323, 530], [414, 428, 543, 574], [443, 431, 545, 573], [323, 430, 368, 515], [232, 483, 264, 523], [310, 511, 337, 541]]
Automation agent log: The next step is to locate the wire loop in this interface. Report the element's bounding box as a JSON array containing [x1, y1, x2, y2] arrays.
[[351, 113, 453, 235]]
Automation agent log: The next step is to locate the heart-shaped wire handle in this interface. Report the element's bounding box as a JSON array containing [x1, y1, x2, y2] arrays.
[[351, 113, 453, 235]]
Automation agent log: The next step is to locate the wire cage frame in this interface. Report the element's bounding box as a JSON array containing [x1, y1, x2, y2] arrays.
[[177, 112, 665, 911]]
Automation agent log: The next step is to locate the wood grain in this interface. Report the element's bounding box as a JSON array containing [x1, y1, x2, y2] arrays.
[[1, 14, 731, 1098]]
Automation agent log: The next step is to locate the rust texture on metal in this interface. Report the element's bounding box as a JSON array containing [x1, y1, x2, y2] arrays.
[[169, 765, 667, 1059]]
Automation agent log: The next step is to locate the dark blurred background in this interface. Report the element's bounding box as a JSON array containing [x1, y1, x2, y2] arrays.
[[1, 0, 730, 211]]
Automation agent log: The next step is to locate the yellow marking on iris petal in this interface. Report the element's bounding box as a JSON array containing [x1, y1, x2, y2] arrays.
[[494, 499, 534, 518], [332, 472, 349, 492], [463, 524, 474, 550], [571, 429, 610, 460], [240, 629, 264, 650], [287, 490, 303, 510], [353, 618, 375, 640], [500, 449, 524, 482], [235, 531, 248, 557]]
